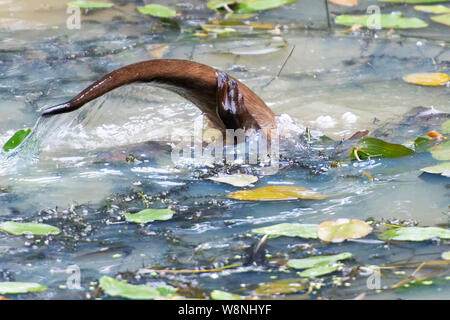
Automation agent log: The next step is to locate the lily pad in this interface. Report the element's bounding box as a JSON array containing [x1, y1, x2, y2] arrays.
[[0, 221, 60, 236], [379, 227, 450, 241], [298, 264, 338, 278], [137, 4, 176, 18], [414, 5, 450, 14], [421, 162, 450, 177], [335, 13, 428, 29], [0, 282, 47, 294], [210, 290, 243, 300], [124, 208, 174, 224], [237, 0, 297, 13], [414, 136, 434, 152], [227, 186, 330, 201], [209, 174, 258, 187], [431, 13, 450, 26], [67, 1, 114, 8], [254, 278, 309, 295], [252, 223, 318, 239], [2, 128, 31, 152], [431, 140, 450, 161], [317, 219, 372, 243], [207, 0, 296, 13], [287, 252, 353, 270], [99, 276, 177, 300], [403, 73, 449, 86], [350, 137, 414, 160]]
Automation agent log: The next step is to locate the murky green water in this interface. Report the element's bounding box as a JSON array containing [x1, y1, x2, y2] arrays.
[[0, 0, 449, 300]]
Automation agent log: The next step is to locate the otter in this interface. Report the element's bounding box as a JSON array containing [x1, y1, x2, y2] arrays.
[[41, 59, 277, 135]]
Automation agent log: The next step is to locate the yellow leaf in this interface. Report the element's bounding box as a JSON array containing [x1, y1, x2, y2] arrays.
[[426, 130, 445, 140], [329, 0, 358, 7], [226, 186, 329, 201], [146, 43, 170, 59], [402, 73, 449, 86], [247, 22, 276, 29], [318, 218, 372, 243], [362, 170, 374, 181], [193, 32, 209, 37]]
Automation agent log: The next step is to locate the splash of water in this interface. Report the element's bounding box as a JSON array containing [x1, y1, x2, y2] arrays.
[[0, 109, 82, 176], [0, 120, 41, 175], [0, 103, 319, 176]]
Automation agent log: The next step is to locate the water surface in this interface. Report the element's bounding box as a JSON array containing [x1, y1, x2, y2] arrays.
[[0, 0, 449, 300]]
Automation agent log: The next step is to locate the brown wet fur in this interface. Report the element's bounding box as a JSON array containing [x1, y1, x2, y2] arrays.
[[42, 59, 277, 135]]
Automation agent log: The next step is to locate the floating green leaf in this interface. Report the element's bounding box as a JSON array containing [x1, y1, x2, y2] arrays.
[[287, 252, 353, 270], [207, 0, 297, 13], [210, 290, 243, 300], [335, 13, 428, 29], [298, 264, 338, 278], [99, 276, 177, 300], [431, 13, 450, 26], [414, 136, 434, 152], [152, 285, 178, 297], [237, 0, 297, 13], [288, 253, 353, 279], [206, 0, 238, 10], [137, 4, 176, 18], [2, 128, 31, 152], [317, 219, 372, 243], [0, 221, 60, 236], [125, 208, 174, 224], [67, 1, 114, 8], [350, 137, 414, 160], [421, 162, 450, 177], [431, 141, 450, 161], [252, 223, 318, 239], [0, 282, 47, 294], [379, 227, 450, 241], [414, 5, 450, 14], [254, 278, 309, 295]]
